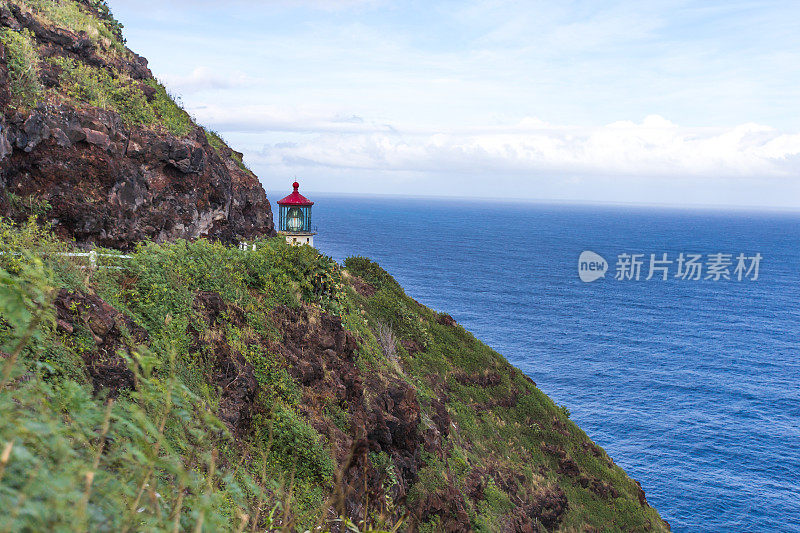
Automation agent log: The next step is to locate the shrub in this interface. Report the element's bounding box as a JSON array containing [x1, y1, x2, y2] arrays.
[[0, 28, 42, 107], [85, 0, 125, 42], [344, 256, 402, 292], [256, 402, 335, 484], [375, 322, 398, 359], [0, 252, 280, 531], [22, 0, 126, 52], [205, 128, 256, 174]]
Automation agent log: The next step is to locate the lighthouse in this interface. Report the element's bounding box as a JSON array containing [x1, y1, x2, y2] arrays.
[[277, 181, 316, 246]]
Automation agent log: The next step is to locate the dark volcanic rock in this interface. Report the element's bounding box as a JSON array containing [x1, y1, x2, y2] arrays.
[[0, 104, 275, 248], [529, 485, 569, 530]]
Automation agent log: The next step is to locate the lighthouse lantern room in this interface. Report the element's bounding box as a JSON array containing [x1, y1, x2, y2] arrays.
[[277, 181, 316, 246]]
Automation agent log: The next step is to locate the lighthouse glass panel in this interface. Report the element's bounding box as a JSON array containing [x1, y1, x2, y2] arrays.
[[286, 207, 304, 232]]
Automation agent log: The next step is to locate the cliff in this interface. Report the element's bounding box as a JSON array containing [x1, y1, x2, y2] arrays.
[[0, 224, 669, 532], [0, 1, 669, 531], [0, 0, 274, 248]]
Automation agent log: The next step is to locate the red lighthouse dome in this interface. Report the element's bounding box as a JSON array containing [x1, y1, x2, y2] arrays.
[[277, 181, 314, 206]]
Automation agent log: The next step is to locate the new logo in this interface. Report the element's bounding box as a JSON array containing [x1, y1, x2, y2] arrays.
[[578, 251, 608, 282]]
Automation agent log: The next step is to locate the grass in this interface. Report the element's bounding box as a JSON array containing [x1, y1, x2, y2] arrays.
[[0, 218, 405, 531], [50, 57, 194, 135], [52, 56, 155, 126], [0, 28, 42, 108], [144, 79, 195, 137], [343, 256, 669, 531], [1, 0, 195, 136]]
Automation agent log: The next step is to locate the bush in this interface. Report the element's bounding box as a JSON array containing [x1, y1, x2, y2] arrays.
[[344, 256, 402, 292], [22, 0, 126, 52], [256, 402, 335, 484], [0, 251, 280, 531], [204, 129, 254, 174], [0, 28, 42, 107]]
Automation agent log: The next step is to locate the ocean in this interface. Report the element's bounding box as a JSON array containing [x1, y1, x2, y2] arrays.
[[296, 194, 799, 532]]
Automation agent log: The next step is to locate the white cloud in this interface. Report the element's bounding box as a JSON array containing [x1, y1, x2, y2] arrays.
[[247, 115, 800, 181]]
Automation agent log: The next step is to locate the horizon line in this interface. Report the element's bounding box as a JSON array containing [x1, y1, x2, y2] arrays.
[[264, 189, 800, 215]]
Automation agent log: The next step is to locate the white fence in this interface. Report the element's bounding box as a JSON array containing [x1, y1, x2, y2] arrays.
[[0, 250, 132, 270], [61, 251, 133, 270], [3, 244, 259, 270]]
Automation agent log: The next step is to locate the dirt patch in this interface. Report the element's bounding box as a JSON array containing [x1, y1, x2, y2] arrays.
[[541, 442, 567, 459], [414, 482, 471, 532], [579, 475, 619, 499], [557, 455, 581, 478], [190, 291, 257, 437], [267, 304, 427, 521], [634, 479, 650, 507], [348, 274, 377, 298], [436, 313, 457, 327], [475, 390, 519, 412], [581, 440, 603, 457], [400, 338, 424, 355], [551, 416, 570, 437], [54, 289, 147, 396], [529, 485, 569, 530]]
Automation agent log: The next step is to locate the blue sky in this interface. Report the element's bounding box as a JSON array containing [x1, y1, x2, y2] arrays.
[[106, 0, 800, 209]]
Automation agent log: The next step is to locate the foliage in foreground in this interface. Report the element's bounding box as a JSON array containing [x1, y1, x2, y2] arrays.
[[0, 219, 395, 532], [0, 219, 667, 531]]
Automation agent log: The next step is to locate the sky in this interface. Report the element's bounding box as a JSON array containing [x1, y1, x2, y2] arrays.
[[106, 0, 800, 209]]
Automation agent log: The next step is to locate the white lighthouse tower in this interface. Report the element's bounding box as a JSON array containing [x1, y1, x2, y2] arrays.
[[276, 181, 316, 246]]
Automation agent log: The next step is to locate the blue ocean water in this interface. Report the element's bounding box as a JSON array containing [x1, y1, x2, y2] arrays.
[[298, 195, 800, 532]]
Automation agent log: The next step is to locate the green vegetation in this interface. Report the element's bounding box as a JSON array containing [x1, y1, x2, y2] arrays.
[[205, 128, 227, 155], [50, 57, 193, 134], [53, 56, 154, 126], [0, 219, 667, 531], [0, 223, 275, 531], [1, 1, 194, 136], [0, 219, 390, 531], [0, 28, 42, 108], [344, 256, 668, 531]]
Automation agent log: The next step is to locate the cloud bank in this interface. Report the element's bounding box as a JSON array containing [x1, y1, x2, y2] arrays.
[[195, 108, 799, 181]]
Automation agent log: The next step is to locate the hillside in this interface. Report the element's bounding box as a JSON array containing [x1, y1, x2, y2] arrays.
[[0, 0, 274, 248], [0, 1, 669, 531], [0, 221, 668, 532]]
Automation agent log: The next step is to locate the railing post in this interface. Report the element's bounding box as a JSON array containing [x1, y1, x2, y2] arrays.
[[89, 250, 97, 271]]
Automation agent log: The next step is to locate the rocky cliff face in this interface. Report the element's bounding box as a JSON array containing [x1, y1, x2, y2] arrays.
[[0, 2, 274, 248]]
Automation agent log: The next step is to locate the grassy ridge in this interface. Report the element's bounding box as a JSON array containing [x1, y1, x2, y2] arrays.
[[0, 218, 667, 531]]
